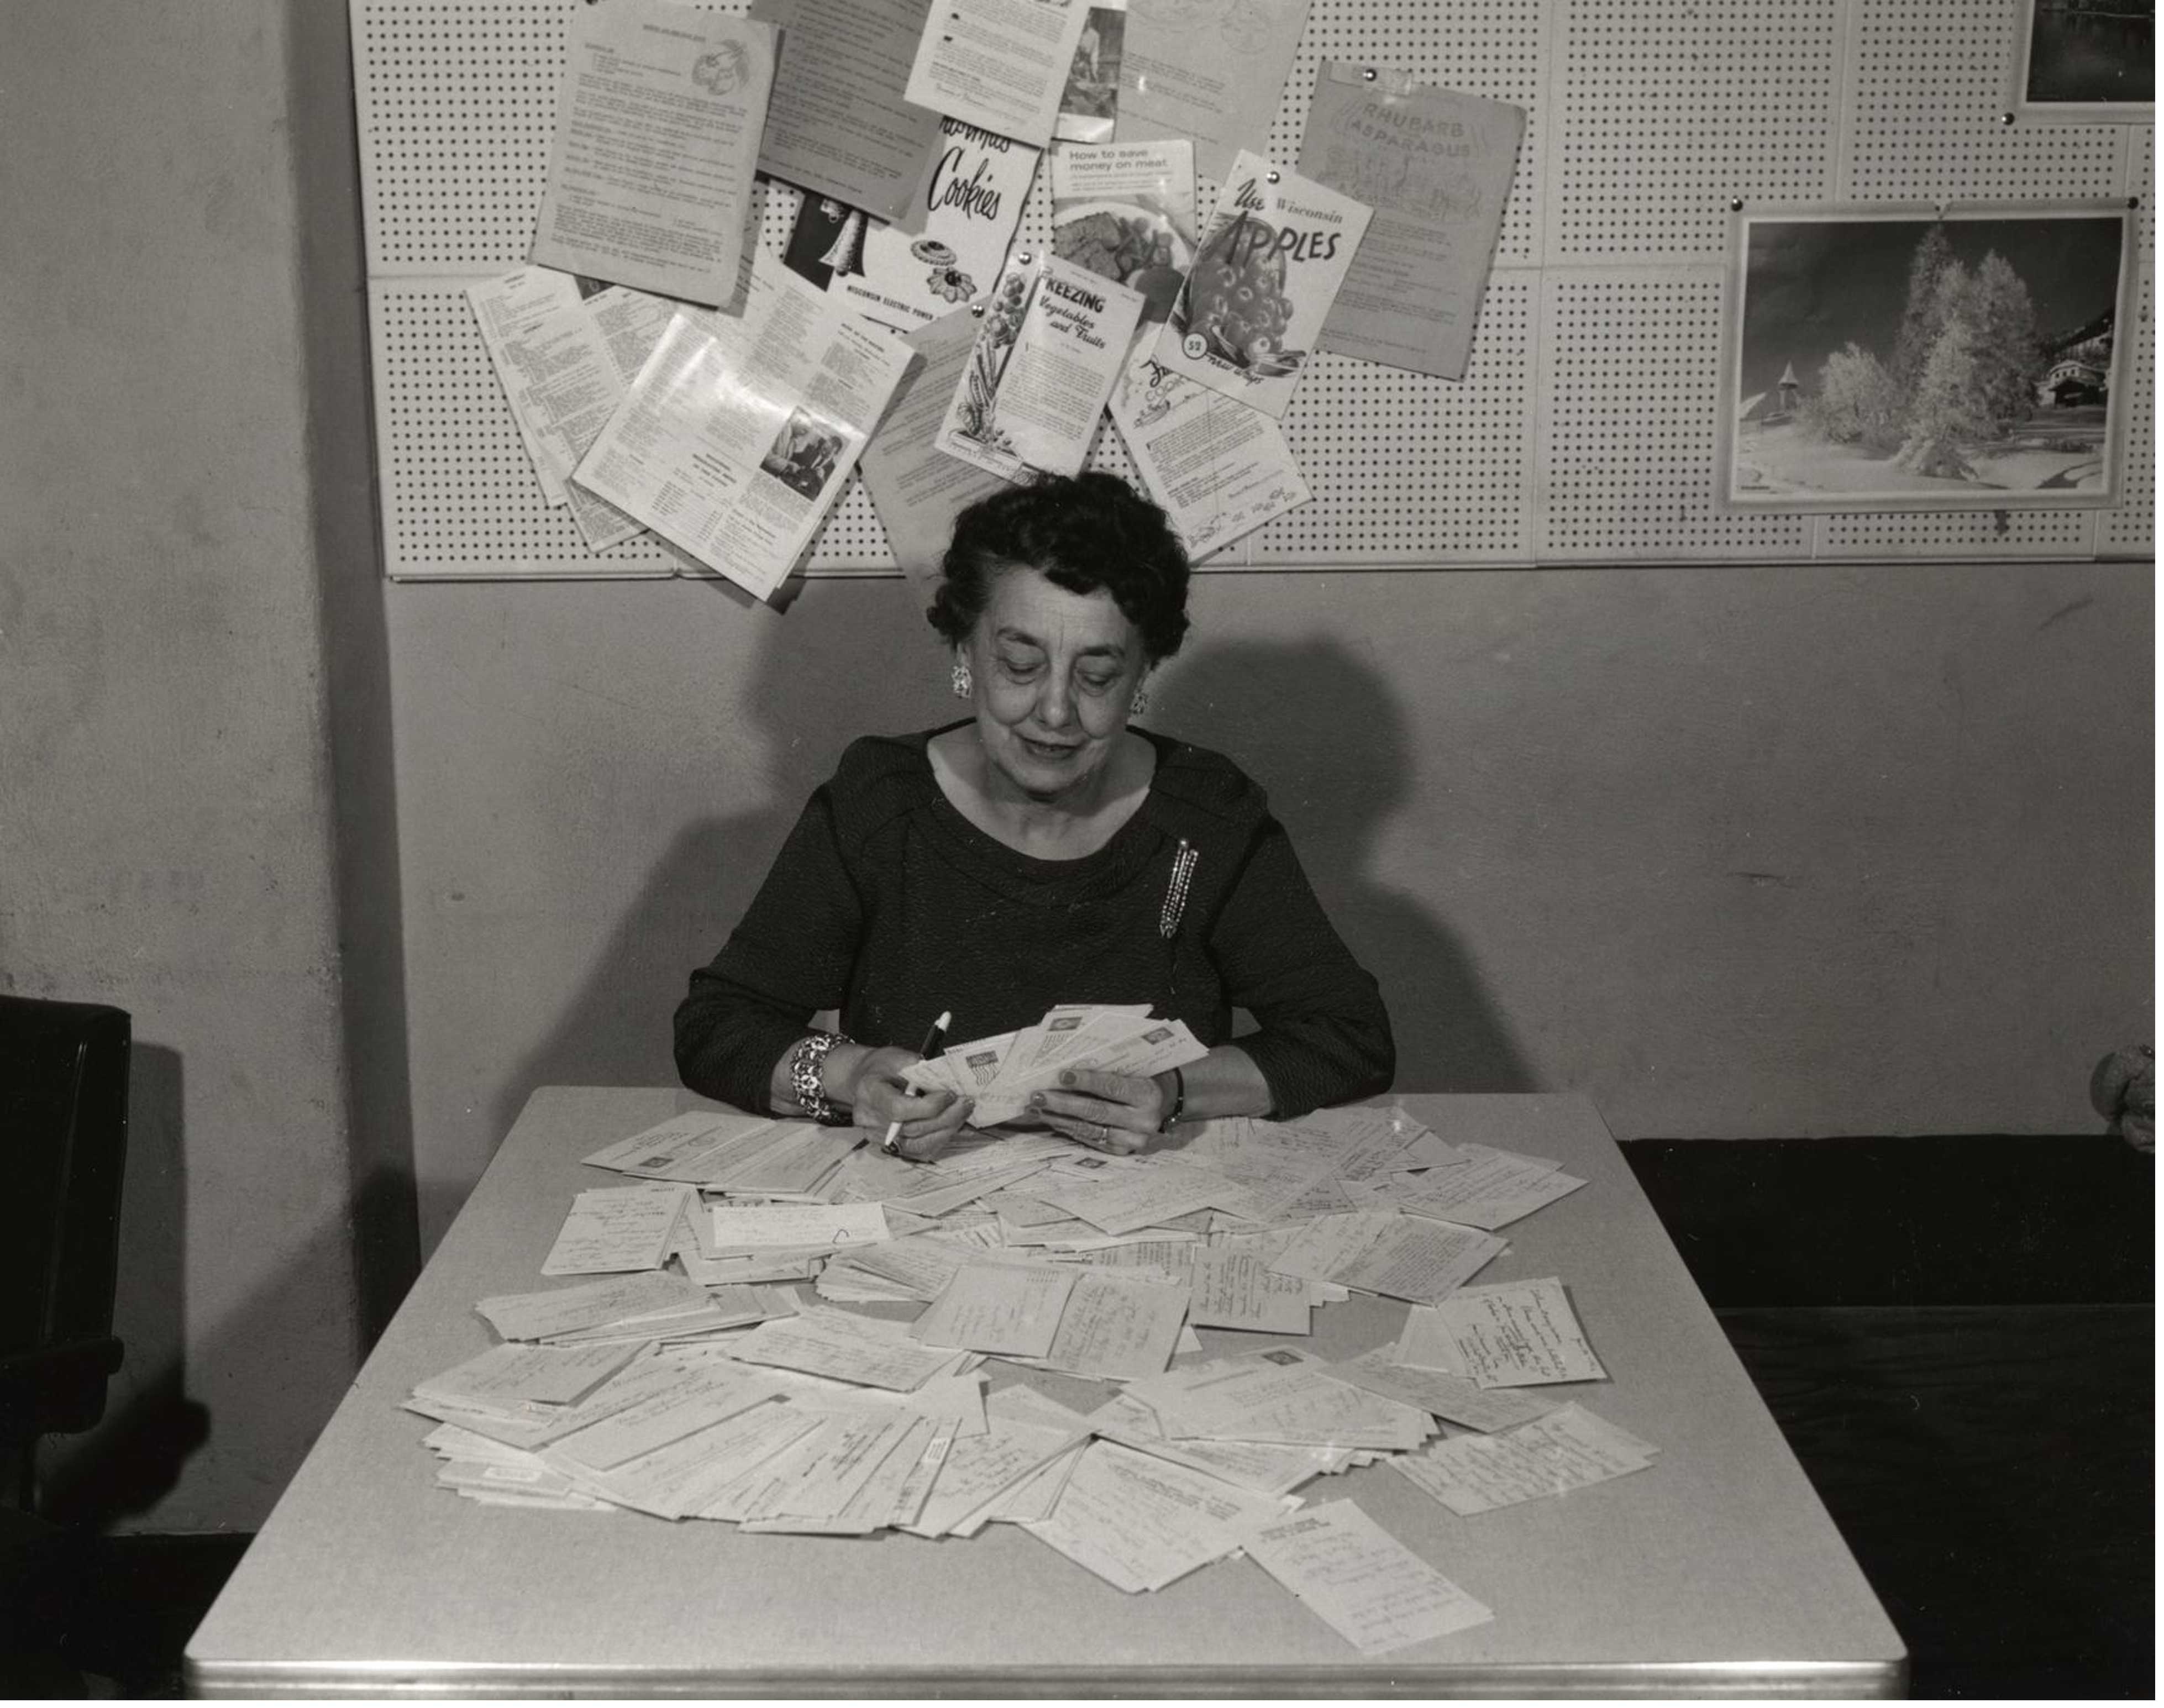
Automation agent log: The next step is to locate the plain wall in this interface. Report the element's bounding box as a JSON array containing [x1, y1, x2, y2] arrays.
[[0, 4, 386, 1529], [390, 561, 2152, 1250]]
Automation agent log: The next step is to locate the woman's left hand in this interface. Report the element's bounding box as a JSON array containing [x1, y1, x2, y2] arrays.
[[1032, 1068, 1169, 1155]]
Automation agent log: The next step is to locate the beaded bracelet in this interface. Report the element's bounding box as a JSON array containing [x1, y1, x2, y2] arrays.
[[789, 1031, 850, 1126]]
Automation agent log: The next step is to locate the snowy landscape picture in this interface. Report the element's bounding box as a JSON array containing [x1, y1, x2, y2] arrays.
[[2015, 0, 2152, 119], [1722, 207, 2132, 512]]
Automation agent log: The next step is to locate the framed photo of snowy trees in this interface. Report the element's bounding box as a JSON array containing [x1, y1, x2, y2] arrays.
[[1719, 204, 2135, 513], [2010, 0, 2154, 124]]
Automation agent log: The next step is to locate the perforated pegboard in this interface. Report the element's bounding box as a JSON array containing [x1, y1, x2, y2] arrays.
[[1844, 0, 2125, 202], [355, 0, 573, 271], [1536, 272, 1813, 560], [354, 0, 2154, 579], [1546, 0, 1843, 263], [1251, 274, 1536, 563], [1262, 2, 1549, 267], [1815, 503, 2095, 560], [2131, 121, 2154, 259], [372, 281, 657, 574], [2113, 129, 2152, 559]]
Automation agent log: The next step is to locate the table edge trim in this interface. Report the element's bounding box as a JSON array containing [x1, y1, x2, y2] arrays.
[[184, 1655, 1908, 1699]]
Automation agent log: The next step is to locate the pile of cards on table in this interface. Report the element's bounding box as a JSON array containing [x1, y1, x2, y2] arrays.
[[477, 1270, 797, 1347], [582, 1110, 859, 1194], [406, 1092, 1658, 1655]]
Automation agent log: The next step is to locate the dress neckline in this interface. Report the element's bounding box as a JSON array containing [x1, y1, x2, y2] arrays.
[[910, 721, 1175, 900]]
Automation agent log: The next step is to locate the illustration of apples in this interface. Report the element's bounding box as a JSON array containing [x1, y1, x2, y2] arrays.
[[1179, 211, 1293, 369]]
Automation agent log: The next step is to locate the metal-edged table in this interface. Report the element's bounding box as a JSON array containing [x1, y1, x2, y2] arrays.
[[186, 1087, 1905, 1696]]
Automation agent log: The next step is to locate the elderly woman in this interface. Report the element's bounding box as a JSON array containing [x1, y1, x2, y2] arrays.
[[674, 473, 1393, 1159]]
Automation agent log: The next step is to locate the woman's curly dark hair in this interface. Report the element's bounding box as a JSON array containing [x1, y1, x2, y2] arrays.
[[927, 472, 1191, 663]]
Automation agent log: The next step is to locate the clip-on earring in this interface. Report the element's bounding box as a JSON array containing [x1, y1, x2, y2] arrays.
[[951, 658, 974, 700]]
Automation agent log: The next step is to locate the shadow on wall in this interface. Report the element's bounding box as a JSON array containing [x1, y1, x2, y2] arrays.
[[45, 1040, 405, 1533], [491, 595, 1531, 1136], [488, 576, 924, 1145], [287, 0, 420, 1343], [484, 814, 773, 1147], [1158, 638, 1532, 1094], [42, 1044, 206, 1528]]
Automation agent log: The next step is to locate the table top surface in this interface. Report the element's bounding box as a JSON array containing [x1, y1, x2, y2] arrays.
[[185, 1088, 1904, 1698]]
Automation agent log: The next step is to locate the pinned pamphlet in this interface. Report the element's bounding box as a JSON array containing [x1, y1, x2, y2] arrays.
[[903, 0, 1092, 149], [749, 0, 947, 225], [1153, 153, 1372, 420], [466, 268, 685, 551], [1109, 348, 1309, 560], [530, 1, 775, 307], [858, 310, 1012, 605], [1053, 0, 1126, 143], [794, 118, 1041, 333], [1049, 140, 1194, 342], [936, 252, 1145, 481], [1116, 0, 1312, 183], [1300, 62, 1525, 381], [465, 266, 608, 509], [573, 257, 912, 598]]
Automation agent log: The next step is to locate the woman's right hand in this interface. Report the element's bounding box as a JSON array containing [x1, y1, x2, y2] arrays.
[[842, 1045, 973, 1161]]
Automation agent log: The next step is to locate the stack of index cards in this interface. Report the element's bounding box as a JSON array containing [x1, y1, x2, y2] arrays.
[[1388, 1401, 1659, 1516], [828, 1131, 1074, 1217], [1123, 1347, 1436, 1455], [817, 1226, 1005, 1303], [474, 1270, 791, 1349], [584, 1110, 860, 1199], [1391, 1278, 1609, 1388], [1263, 1208, 1507, 1306], [702, 1201, 890, 1260], [858, 1247, 1197, 1381], [905, 1003, 1210, 1128], [1337, 1138, 1587, 1229], [726, 1304, 975, 1391], [541, 1182, 695, 1276]]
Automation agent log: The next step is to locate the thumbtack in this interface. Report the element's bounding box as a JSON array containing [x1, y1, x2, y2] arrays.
[[970, 302, 985, 316], [1729, 196, 1744, 211], [1999, 111, 2016, 126], [1017, 251, 1032, 264], [1363, 66, 1377, 81], [1266, 170, 1280, 183]]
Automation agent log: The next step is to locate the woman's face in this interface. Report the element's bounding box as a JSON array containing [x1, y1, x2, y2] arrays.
[[964, 564, 1147, 805]]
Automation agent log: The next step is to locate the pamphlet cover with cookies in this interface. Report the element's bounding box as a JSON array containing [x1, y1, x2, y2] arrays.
[[788, 117, 1040, 334], [1152, 151, 1371, 419]]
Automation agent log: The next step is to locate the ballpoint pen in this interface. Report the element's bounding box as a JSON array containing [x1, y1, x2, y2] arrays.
[[884, 1009, 952, 1158]]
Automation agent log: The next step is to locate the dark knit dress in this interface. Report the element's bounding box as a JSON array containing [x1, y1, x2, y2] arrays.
[[673, 723, 1394, 1121]]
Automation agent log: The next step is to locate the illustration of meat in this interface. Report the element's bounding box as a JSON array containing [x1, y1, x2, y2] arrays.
[[1053, 209, 1132, 276]]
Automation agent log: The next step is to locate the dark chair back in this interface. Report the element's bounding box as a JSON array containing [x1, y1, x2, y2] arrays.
[[0, 996, 129, 1451]]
